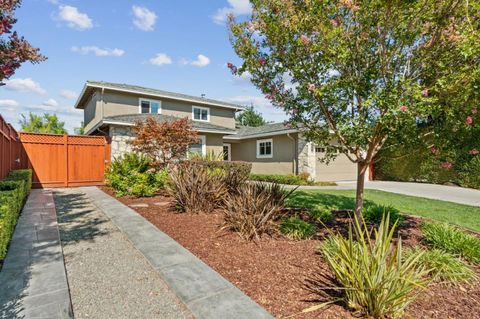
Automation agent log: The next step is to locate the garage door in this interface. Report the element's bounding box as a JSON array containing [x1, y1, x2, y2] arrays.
[[315, 153, 358, 181]]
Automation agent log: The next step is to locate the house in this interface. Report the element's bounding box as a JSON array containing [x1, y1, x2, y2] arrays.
[[75, 81, 364, 181]]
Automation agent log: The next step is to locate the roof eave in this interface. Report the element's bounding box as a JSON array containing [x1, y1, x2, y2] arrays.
[[224, 129, 299, 140]]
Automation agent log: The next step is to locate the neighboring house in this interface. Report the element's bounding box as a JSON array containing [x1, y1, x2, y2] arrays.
[[75, 81, 364, 181]]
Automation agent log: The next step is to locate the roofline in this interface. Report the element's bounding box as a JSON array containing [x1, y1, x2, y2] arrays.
[[86, 120, 237, 136], [223, 129, 299, 140], [75, 82, 244, 111]]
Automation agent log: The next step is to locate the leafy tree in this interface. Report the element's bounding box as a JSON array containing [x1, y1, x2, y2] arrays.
[[129, 117, 199, 166], [74, 121, 85, 135], [236, 104, 267, 127], [1, 0, 46, 83], [228, 0, 480, 218], [20, 112, 67, 134]]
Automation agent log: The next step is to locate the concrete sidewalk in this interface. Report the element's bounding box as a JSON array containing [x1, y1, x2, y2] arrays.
[[0, 189, 73, 319], [288, 181, 480, 207]]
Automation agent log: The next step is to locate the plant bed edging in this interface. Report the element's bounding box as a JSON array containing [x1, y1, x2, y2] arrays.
[[81, 186, 273, 319]]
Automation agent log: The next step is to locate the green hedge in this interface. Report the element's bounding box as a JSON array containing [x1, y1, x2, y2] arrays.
[[0, 169, 32, 261], [249, 173, 313, 185]]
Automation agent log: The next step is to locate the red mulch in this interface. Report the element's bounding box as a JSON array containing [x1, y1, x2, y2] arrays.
[[100, 186, 480, 319]]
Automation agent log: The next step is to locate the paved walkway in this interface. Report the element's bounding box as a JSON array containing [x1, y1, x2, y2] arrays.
[[54, 188, 191, 319], [289, 181, 480, 207], [0, 189, 73, 319], [81, 186, 273, 319]]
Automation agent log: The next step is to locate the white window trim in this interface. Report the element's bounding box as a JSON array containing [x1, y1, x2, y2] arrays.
[[192, 105, 210, 122], [256, 138, 273, 159], [223, 143, 231, 161], [188, 135, 206, 157], [138, 98, 162, 114]]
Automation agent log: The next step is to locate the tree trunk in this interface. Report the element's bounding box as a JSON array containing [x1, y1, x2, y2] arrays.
[[354, 161, 368, 223]]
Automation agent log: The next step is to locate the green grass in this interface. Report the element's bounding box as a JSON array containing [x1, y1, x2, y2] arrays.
[[287, 189, 480, 232]]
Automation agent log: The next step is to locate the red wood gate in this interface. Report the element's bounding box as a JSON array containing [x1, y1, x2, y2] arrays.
[[19, 133, 111, 188]]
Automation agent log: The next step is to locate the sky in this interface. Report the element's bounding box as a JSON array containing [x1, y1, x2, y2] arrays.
[[0, 0, 287, 133]]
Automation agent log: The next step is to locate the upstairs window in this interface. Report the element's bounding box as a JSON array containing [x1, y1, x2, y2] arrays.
[[139, 98, 161, 114], [256, 139, 273, 158], [192, 106, 209, 122]]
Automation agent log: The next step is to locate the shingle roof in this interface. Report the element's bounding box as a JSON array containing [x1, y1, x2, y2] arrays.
[[103, 113, 237, 134], [85, 81, 243, 110], [228, 123, 298, 138]]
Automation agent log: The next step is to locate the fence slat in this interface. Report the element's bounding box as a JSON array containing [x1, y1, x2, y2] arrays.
[[0, 115, 20, 180]]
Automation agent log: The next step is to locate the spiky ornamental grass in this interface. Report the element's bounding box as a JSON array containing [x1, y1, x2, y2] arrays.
[[319, 214, 429, 318], [280, 217, 317, 240]]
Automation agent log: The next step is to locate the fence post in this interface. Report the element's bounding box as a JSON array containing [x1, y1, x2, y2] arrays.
[[64, 134, 69, 187]]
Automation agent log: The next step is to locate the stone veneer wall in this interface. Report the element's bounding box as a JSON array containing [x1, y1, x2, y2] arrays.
[[109, 126, 135, 158], [297, 135, 316, 181]]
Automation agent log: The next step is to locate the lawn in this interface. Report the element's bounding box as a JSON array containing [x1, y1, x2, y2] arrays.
[[288, 189, 480, 232]]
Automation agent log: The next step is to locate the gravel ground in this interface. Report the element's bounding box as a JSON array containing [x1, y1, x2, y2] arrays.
[[54, 188, 192, 319]]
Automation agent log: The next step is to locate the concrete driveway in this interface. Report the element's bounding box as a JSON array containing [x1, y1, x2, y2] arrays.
[[293, 181, 480, 207]]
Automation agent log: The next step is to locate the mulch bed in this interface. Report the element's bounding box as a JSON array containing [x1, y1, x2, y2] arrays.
[[100, 186, 480, 319]]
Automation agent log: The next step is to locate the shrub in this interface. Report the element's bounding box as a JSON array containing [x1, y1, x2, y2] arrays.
[[319, 214, 429, 318], [280, 217, 316, 240], [105, 153, 167, 197], [169, 161, 228, 213], [222, 182, 295, 240], [249, 173, 313, 185], [0, 169, 32, 261], [421, 222, 480, 264], [194, 160, 252, 193], [405, 248, 477, 284], [310, 205, 334, 223], [363, 204, 402, 225]]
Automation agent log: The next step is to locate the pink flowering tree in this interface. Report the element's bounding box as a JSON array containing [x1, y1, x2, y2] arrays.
[[1, 0, 46, 83], [228, 0, 480, 218]]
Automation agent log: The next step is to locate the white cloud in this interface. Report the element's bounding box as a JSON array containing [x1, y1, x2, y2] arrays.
[[4, 78, 46, 95], [60, 90, 78, 99], [42, 98, 59, 107], [71, 46, 125, 57], [212, 0, 252, 24], [231, 71, 252, 85], [58, 5, 93, 30], [191, 54, 211, 67], [0, 99, 19, 107], [149, 53, 172, 66], [132, 6, 157, 31]]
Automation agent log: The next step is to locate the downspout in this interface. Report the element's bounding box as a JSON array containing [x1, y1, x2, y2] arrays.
[[287, 133, 298, 175]]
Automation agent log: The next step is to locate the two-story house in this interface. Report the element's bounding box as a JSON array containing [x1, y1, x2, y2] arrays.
[[74, 81, 364, 181]]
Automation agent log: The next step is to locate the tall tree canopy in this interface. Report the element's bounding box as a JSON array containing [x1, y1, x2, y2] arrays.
[[0, 0, 46, 83], [229, 0, 480, 217], [236, 104, 267, 127], [20, 113, 67, 134]]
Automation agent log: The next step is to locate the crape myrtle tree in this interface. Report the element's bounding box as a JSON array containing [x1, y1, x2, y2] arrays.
[[1, 0, 46, 83], [228, 0, 480, 218]]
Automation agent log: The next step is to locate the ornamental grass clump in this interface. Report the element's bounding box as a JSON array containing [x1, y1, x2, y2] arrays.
[[319, 214, 429, 318], [222, 182, 295, 240], [421, 222, 480, 264], [280, 217, 316, 240], [405, 248, 477, 284]]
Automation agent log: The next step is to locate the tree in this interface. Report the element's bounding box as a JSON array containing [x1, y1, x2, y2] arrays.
[[128, 117, 199, 166], [228, 0, 480, 219], [236, 104, 267, 127], [20, 112, 67, 134], [1, 0, 46, 83], [74, 121, 85, 135]]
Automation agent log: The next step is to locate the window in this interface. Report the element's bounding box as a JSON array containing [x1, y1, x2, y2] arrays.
[[223, 143, 231, 161], [192, 106, 209, 122], [139, 98, 161, 114], [315, 147, 326, 153], [188, 135, 206, 157], [256, 139, 273, 158]]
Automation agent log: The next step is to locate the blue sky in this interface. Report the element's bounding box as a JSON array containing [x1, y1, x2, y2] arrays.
[[0, 0, 287, 132]]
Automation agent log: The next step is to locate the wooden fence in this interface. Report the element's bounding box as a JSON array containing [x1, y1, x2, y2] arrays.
[[0, 115, 111, 188], [0, 115, 21, 180]]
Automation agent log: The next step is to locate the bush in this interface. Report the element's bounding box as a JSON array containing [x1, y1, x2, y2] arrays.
[[421, 222, 480, 264], [280, 217, 316, 240], [0, 169, 32, 261], [250, 173, 313, 185], [319, 214, 429, 318], [222, 182, 295, 240], [169, 161, 228, 213], [405, 248, 477, 284], [363, 204, 402, 225], [193, 160, 252, 193], [105, 153, 167, 197], [310, 205, 334, 223]]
